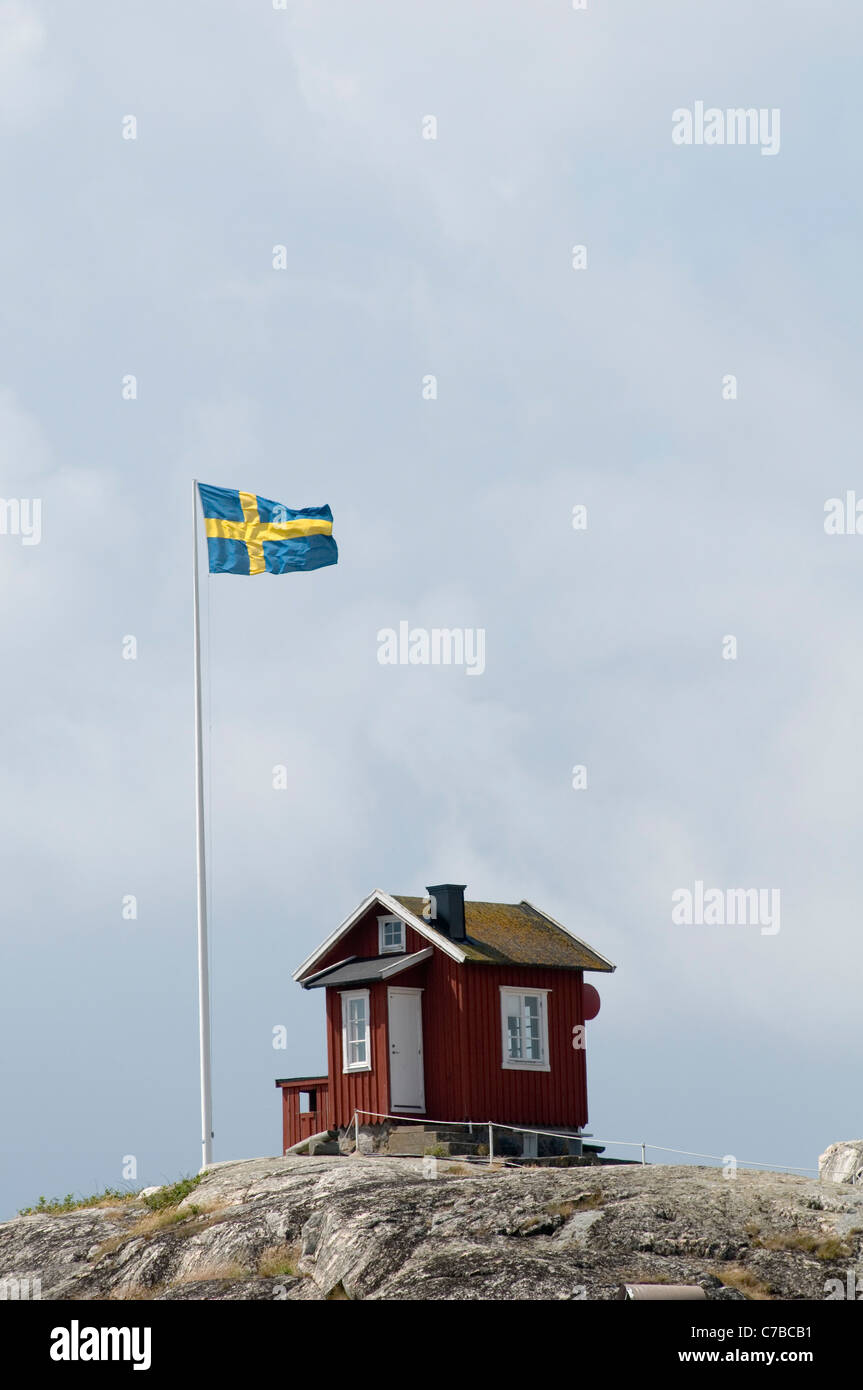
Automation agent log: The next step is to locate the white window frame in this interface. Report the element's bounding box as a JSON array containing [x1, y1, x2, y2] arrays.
[[499, 987, 551, 1071], [340, 988, 372, 1073], [377, 914, 405, 955]]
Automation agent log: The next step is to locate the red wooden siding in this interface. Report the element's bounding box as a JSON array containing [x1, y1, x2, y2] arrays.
[[325, 978, 391, 1127], [460, 965, 588, 1129]]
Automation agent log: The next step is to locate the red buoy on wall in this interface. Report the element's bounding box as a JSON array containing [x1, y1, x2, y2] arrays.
[[583, 984, 601, 1021]]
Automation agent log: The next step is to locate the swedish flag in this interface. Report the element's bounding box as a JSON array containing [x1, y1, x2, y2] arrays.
[[198, 483, 337, 576]]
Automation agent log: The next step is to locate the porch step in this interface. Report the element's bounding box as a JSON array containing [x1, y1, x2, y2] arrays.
[[385, 1126, 483, 1157]]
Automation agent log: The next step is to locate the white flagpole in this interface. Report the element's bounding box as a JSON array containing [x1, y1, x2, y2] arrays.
[[192, 479, 213, 1169]]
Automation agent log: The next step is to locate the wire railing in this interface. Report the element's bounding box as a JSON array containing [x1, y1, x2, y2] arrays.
[[350, 1109, 818, 1176]]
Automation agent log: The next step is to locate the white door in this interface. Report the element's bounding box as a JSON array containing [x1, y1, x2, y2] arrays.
[[388, 987, 425, 1111]]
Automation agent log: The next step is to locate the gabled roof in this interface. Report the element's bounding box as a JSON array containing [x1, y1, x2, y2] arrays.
[[294, 890, 615, 979], [293, 891, 466, 981], [394, 897, 615, 971]]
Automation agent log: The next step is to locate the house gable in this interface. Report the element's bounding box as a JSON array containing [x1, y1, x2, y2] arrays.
[[293, 890, 465, 982]]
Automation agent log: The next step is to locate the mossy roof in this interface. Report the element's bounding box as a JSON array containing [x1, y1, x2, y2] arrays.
[[393, 897, 614, 972]]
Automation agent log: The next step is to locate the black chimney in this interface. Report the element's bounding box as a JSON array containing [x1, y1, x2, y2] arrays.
[[426, 884, 466, 941]]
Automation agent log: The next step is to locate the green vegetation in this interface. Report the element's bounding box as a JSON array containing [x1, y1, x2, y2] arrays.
[[141, 1174, 206, 1211], [19, 1171, 209, 1218], [19, 1187, 138, 1216]]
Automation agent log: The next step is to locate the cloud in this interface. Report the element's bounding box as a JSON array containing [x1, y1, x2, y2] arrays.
[[0, 2, 56, 123], [2, 0, 862, 1213]]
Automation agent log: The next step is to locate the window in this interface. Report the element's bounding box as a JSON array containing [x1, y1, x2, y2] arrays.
[[341, 990, 371, 1072], [378, 915, 405, 955], [500, 988, 550, 1071]]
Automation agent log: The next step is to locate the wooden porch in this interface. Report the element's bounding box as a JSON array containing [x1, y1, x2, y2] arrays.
[[275, 1076, 330, 1153]]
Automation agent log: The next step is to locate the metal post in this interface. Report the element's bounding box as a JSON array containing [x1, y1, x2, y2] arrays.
[[488, 1122, 493, 1166], [641, 1143, 646, 1165], [354, 1110, 360, 1153], [193, 479, 213, 1172]]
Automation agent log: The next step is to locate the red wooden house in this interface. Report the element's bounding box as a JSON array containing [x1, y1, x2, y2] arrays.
[[275, 884, 615, 1155]]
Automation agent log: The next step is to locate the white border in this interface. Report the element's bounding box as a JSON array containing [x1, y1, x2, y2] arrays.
[[340, 988, 371, 1073], [378, 914, 406, 954], [499, 985, 551, 1072]]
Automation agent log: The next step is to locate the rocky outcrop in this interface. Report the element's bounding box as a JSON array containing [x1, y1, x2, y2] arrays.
[[2, 1155, 863, 1301], [819, 1141, 863, 1187]]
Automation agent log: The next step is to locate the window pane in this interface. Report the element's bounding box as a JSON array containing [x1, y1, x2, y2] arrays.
[[345, 995, 368, 1067], [507, 1011, 522, 1059], [524, 996, 541, 1060]]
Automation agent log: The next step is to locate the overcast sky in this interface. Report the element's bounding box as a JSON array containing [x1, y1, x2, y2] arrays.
[[1, 0, 862, 1217]]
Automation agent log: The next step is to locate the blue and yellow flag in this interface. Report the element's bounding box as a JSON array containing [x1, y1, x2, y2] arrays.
[[198, 483, 337, 576]]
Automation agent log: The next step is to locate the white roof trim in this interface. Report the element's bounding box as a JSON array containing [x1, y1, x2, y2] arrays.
[[293, 890, 466, 980], [381, 946, 433, 978], [522, 899, 616, 972]]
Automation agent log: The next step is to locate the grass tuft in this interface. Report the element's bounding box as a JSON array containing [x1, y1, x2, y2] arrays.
[[751, 1229, 853, 1261], [20, 1172, 207, 1219], [712, 1264, 774, 1300], [18, 1188, 139, 1216], [258, 1243, 302, 1278], [141, 1174, 206, 1211]]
